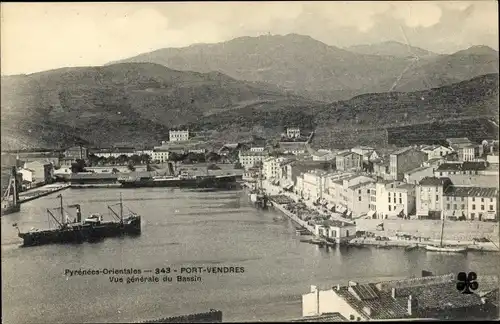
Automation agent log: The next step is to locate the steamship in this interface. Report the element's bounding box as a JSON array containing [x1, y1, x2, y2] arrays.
[[14, 194, 141, 247]]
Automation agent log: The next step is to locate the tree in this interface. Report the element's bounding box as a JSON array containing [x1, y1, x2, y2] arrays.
[[88, 153, 99, 166], [127, 163, 136, 171], [130, 154, 142, 165], [116, 154, 129, 165], [140, 153, 152, 164], [71, 159, 86, 173], [206, 152, 221, 163], [234, 162, 243, 169]]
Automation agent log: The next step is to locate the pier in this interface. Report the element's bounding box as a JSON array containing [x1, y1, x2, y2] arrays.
[[18, 183, 71, 204]]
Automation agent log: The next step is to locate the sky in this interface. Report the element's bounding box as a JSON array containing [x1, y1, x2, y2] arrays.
[[1, 1, 498, 75]]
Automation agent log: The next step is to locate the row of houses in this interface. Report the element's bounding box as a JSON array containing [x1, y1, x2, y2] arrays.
[[247, 139, 498, 221]]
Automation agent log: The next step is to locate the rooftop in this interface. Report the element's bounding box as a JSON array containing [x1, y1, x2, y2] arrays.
[[391, 147, 413, 155], [446, 137, 473, 144], [444, 186, 498, 198], [290, 313, 347, 322], [336, 284, 409, 320], [349, 180, 376, 190], [321, 219, 356, 228], [436, 162, 487, 172], [337, 151, 356, 157], [418, 177, 452, 187], [405, 166, 432, 175], [239, 151, 268, 156]]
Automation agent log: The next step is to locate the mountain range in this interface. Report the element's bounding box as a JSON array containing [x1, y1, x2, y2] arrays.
[[110, 34, 499, 102], [1, 34, 498, 151]]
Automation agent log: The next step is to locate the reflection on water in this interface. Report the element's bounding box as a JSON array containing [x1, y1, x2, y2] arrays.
[[1, 188, 499, 323]]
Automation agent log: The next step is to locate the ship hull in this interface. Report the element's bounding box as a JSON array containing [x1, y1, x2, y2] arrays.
[[425, 245, 467, 253], [119, 176, 240, 189], [18, 217, 141, 247], [1, 204, 21, 216]]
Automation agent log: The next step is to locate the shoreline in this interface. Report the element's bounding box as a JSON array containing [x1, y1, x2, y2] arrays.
[[255, 180, 500, 253], [18, 183, 71, 204]]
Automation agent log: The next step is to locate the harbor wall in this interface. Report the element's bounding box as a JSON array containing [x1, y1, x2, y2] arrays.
[[355, 219, 500, 243], [272, 203, 315, 234], [140, 310, 222, 323]]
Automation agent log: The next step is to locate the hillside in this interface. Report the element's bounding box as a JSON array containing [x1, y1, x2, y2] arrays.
[[183, 74, 499, 147], [110, 34, 498, 102], [388, 45, 499, 92], [345, 41, 438, 58], [0, 63, 314, 150]]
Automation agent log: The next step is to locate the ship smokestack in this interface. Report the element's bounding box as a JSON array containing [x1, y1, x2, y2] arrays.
[[76, 205, 82, 223]]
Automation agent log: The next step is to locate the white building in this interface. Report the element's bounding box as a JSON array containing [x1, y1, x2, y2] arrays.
[[443, 186, 498, 221], [250, 147, 265, 152], [374, 181, 416, 219], [169, 130, 189, 142], [152, 149, 170, 163], [421, 145, 454, 160], [416, 177, 452, 219], [286, 127, 301, 138], [312, 150, 336, 161], [404, 166, 435, 185], [314, 220, 356, 243], [238, 151, 268, 170], [301, 170, 328, 201]]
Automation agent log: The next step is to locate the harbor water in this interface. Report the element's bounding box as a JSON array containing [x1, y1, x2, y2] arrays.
[[2, 188, 499, 323]]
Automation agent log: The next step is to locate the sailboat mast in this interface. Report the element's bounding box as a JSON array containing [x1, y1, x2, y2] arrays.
[[439, 216, 445, 247], [60, 195, 64, 224], [120, 193, 123, 222], [11, 167, 18, 206]]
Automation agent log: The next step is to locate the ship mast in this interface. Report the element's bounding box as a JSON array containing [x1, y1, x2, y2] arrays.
[[120, 192, 123, 222], [12, 166, 18, 207], [59, 194, 64, 224], [439, 216, 445, 247]]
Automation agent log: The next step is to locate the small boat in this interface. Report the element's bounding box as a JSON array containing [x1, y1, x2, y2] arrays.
[[425, 218, 467, 253], [405, 244, 418, 251], [425, 245, 467, 253]]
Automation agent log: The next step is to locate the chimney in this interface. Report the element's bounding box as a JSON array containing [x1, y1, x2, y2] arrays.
[[362, 306, 372, 317], [348, 281, 358, 287], [391, 287, 396, 299], [407, 295, 418, 316]]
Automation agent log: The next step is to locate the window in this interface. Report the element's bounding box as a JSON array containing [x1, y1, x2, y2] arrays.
[[471, 213, 475, 219], [358, 189, 361, 194], [388, 196, 391, 203], [472, 204, 476, 210], [367, 189, 370, 194], [446, 197, 450, 201], [439, 172, 443, 176], [490, 205, 494, 211], [461, 197, 464, 202], [436, 195, 439, 201], [399, 193, 402, 197], [481, 205, 484, 211], [453, 204, 457, 210], [491, 198, 494, 203], [447, 204, 450, 210], [461, 204, 465, 210], [358, 197, 361, 201], [388, 205, 392, 211], [394, 198, 396, 203], [453, 197, 456, 201], [481, 198, 484, 203], [472, 197, 475, 202], [399, 198, 402, 204]]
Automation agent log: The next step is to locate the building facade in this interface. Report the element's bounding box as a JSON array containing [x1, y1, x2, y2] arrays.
[[416, 177, 452, 219], [336, 152, 362, 172], [64, 146, 88, 160], [375, 181, 416, 219], [443, 186, 498, 221], [389, 147, 427, 181], [421, 145, 454, 160], [238, 151, 268, 170], [286, 127, 301, 138], [404, 166, 435, 185], [169, 130, 189, 142]]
